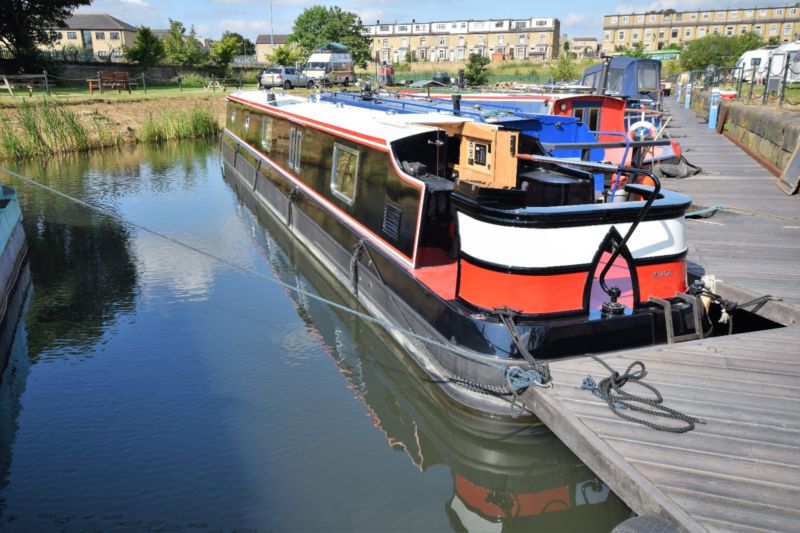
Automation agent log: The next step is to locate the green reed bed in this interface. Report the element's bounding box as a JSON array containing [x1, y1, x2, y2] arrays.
[[139, 107, 219, 143], [0, 100, 219, 161]]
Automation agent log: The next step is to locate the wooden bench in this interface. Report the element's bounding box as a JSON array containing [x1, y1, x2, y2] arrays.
[[87, 71, 132, 95]]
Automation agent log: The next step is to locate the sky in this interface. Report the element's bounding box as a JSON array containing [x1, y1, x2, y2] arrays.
[[78, 0, 793, 41]]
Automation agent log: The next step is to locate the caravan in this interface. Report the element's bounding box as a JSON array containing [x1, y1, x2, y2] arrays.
[[769, 41, 800, 83], [735, 48, 772, 82], [303, 43, 354, 87]]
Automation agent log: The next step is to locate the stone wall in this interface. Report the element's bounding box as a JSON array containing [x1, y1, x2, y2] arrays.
[[690, 91, 800, 171]]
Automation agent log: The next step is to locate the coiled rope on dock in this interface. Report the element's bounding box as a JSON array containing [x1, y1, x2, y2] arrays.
[[580, 355, 707, 433]]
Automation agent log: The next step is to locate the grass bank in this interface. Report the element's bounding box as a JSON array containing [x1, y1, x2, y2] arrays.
[[0, 95, 225, 161]]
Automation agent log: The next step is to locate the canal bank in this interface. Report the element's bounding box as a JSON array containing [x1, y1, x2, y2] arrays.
[[0, 94, 226, 161]]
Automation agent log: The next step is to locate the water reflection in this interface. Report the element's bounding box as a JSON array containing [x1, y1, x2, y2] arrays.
[[225, 174, 632, 531]]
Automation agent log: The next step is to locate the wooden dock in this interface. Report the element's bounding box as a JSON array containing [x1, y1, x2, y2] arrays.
[[522, 326, 800, 532], [521, 99, 800, 532], [660, 98, 800, 325]]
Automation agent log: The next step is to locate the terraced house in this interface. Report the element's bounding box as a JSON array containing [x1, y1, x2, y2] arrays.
[[362, 17, 560, 63], [43, 13, 137, 61], [602, 6, 800, 54]]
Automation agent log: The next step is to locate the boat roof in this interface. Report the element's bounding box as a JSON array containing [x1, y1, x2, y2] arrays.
[[228, 90, 474, 147]]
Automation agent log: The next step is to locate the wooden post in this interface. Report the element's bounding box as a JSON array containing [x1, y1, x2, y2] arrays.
[[748, 67, 756, 101], [43, 70, 50, 96], [779, 59, 789, 107], [735, 66, 743, 100], [762, 55, 772, 105], [178, 74, 183, 93], [98, 71, 103, 94], [142, 73, 147, 93]]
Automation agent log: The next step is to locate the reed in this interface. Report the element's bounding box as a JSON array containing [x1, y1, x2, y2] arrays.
[[139, 107, 219, 143], [0, 99, 219, 161]]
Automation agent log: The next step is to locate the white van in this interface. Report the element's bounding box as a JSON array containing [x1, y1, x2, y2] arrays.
[[303, 43, 354, 87]]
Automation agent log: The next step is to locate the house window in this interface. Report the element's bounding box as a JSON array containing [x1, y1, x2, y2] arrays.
[[261, 117, 272, 151], [397, 25, 408, 32], [791, 8, 797, 16], [703, 13, 709, 20], [633, 32, 639, 40], [380, 50, 388, 61], [382, 38, 388, 48], [514, 21, 526, 29], [536, 20, 547, 26], [690, 13, 697, 20], [539, 33, 546, 43], [658, 30, 665, 39], [671, 29, 678, 38], [618, 31, 625, 39], [435, 23, 446, 30], [776, 9, 783, 16], [420, 37, 426, 46], [288, 127, 303, 173], [401, 37, 408, 47], [770, 24, 778, 36], [330, 143, 359, 205], [730, 12, 738, 19], [759, 10, 767, 17], [460, 22, 466, 28], [438, 48, 446, 59], [498, 35, 504, 44], [458, 36, 464, 45], [622, 16, 629, 23], [379, 25, 390, 31], [610, 16, 617, 23], [110, 31, 120, 40], [95, 31, 105, 39], [746, 10, 753, 18], [741, 26, 747, 34], [726, 26, 733, 36], [456, 48, 465, 60], [439, 36, 446, 46], [754, 25, 762, 35], [98, 50, 108, 57], [603, 32, 610, 40], [785, 24, 793, 35], [649, 15, 656, 22], [67, 31, 77, 39], [685, 29, 691, 37], [418, 48, 427, 60], [713, 27, 720, 34], [698, 28, 706, 37], [515, 46, 525, 59], [645, 30, 652, 38], [518, 34, 525, 44], [637, 15, 644, 22], [495, 21, 504, 28]]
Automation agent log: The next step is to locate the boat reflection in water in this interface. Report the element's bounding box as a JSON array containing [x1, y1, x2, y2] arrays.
[[224, 172, 631, 531]]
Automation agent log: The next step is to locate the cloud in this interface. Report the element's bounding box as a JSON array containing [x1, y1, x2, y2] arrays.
[[219, 19, 270, 34], [356, 8, 385, 24], [120, 0, 149, 5], [563, 13, 587, 28]]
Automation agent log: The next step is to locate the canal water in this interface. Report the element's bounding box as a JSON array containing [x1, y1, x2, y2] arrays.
[[0, 140, 631, 531]]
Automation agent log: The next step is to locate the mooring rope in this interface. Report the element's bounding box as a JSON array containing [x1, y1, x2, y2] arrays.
[[580, 354, 706, 433]]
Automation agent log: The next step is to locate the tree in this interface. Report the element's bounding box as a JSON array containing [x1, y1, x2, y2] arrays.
[[621, 42, 648, 58], [680, 33, 764, 71], [163, 19, 207, 66], [124, 27, 165, 69], [0, 0, 91, 69], [288, 6, 371, 67], [219, 31, 255, 56], [549, 55, 578, 82], [270, 45, 301, 66], [211, 33, 241, 70], [464, 53, 490, 86]]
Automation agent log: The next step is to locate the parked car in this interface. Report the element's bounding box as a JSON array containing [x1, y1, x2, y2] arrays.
[[258, 67, 313, 89], [303, 43, 354, 86]]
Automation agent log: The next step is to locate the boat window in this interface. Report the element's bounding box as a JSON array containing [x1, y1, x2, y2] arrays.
[[288, 127, 303, 172], [638, 63, 659, 92], [330, 143, 359, 205], [588, 107, 600, 131], [261, 117, 272, 152], [243, 112, 250, 132], [573, 108, 585, 123], [606, 68, 624, 95]]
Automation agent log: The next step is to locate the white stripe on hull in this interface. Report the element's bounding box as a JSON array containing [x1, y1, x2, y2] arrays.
[[457, 213, 686, 268]]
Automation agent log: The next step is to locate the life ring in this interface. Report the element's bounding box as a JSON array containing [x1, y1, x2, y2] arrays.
[[627, 120, 657, 141]]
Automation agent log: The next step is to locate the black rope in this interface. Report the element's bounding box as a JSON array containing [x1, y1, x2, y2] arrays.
[[688, 280, 774, 335], [580, 355, 706, 433], [286, 186, 299, 226], [497, 310, 552, 385], [349, 240, 366, 296]]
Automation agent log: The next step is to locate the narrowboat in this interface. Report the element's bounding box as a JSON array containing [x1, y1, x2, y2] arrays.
[[0, 185, 29, 377], [221, 89, 703, 418]]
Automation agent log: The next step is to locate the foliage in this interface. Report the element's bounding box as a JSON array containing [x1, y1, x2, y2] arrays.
[[768, 36, 781, 45], [211, 32, 242, 70], [124, 28, 166, 69], [662, 59, 683, 78], [139, 107, 218, 143], [549, 55, 578, 82], [0, 0, 90, 69], [620, 42, 648, 58], [163, 19, 208, 66], [464, 53, 490, 85], [270, 45, 302, 66], [680, 33, 764, 71], [287, 6, 372, 68], [405, 50, 414, 63]]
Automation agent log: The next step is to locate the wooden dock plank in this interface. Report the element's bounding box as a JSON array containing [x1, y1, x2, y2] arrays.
[[522, 327, 800, 532]]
